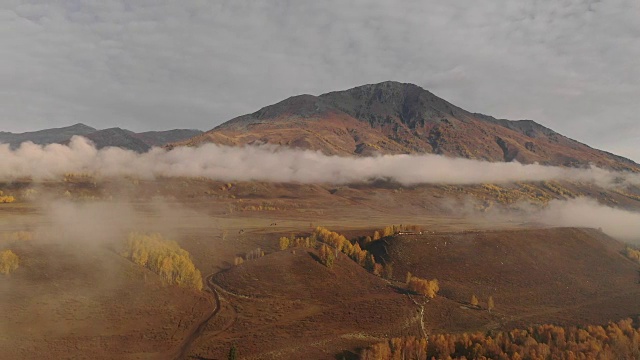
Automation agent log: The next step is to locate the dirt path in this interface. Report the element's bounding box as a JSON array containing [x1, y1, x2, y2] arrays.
[[172, 274, 221, 360]]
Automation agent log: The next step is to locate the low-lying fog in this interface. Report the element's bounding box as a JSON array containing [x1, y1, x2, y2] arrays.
[[1, 137, 639, 187], [1, 137, 639, 242]]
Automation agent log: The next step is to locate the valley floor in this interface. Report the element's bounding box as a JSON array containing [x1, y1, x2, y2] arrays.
[[0, 178, 639, 359]]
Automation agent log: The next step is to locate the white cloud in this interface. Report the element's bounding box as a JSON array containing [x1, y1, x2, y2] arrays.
[[1, 0, 638, 161], [539, 198, 640, 241], [2, 137, 639, 188]]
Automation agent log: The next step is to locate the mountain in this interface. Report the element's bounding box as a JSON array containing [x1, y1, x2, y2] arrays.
[[0, 123, 97, 147], [0, 123, 203, 152], [180, 81, 639, 171], [83, 128, 152, 153], [133, 129, 203, 147], [83, 128, 203, 152]]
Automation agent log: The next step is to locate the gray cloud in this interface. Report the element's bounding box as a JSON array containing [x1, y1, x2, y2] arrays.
[[1, 1, 639, 161]]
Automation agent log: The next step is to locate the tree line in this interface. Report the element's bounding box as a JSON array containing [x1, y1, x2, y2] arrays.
[[277, 226, 440, 299], [313, 227, 390, 276], [356, 224, 423, 248], [120, 232, 203, 291], [360, 318, 640, 360]]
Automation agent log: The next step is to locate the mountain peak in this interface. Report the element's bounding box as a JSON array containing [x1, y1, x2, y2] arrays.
[[180, 82, 638, 171], [67, 123, 97, 131]]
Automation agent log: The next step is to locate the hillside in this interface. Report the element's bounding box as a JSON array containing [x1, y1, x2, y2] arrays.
[[83, 128, 152, 152], [0, 241, 211, 359], [194, 249, 421, 359], [180, 81, 639, 171], [366, 227, 640, 328]]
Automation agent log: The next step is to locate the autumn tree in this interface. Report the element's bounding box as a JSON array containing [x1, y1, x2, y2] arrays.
[[314, 226, 385, 276], [0, 249, 19, 274], [382, 226, 394, 237], [624, 247, 640, 263], [120, 232, 203, 290], [362, 318, 640, 360], [360, 336, 428, 360], [470, 294, 479, 307], [365, 253, 377, 273], [245, 247, 263, 260], [488, 296, 495, 312], [407, 276, 439, 298], [319, 244, 335, 268], [0, 191, 16, 204]]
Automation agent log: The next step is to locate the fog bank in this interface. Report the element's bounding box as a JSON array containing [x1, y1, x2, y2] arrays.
[[463, 197, 640, 242], [0, 137, 638, 186], [539, 198, 640, 241]]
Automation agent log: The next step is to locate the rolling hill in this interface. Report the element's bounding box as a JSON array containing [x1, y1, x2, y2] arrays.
[[365, 227, 640, 328], [0, 123, 98, 147], [0, 124, 202, 152], [179, 81, 639, 171]]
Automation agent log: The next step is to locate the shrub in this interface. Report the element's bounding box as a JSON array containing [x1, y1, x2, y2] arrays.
[[470, 294, 479, 307], [279, 236, 290, 250], [0, 250, 19, 274], [488, 296, 495, 312]]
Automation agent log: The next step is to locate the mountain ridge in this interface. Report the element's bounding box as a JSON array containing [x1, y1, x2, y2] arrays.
[[179, 81, 639, 171], [0, 123, 202, 152], [0, 123, 98, 147]]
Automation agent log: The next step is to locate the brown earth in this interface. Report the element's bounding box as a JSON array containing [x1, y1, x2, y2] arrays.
[[0, 178, 639, 359], [191, 249, 421, 359], [366, 227, 640, 330]]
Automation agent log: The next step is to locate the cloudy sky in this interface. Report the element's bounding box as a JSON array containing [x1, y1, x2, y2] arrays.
[[1, 0, 639, 161]]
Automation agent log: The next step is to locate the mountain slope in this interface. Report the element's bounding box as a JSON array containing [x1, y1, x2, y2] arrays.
[[83, 128, 152, 153], [365, 227, 640, 328], [180, 81, 639, 171], [0, 123, 97, 148], [134, 129, 202, 147], [83, 128, 203, 152]]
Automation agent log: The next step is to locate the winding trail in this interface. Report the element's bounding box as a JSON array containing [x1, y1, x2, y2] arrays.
[[172, 274, 221, 360]]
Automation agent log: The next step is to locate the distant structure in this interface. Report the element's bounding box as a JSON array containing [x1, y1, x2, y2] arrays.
[[396, 231, 423, 235]]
